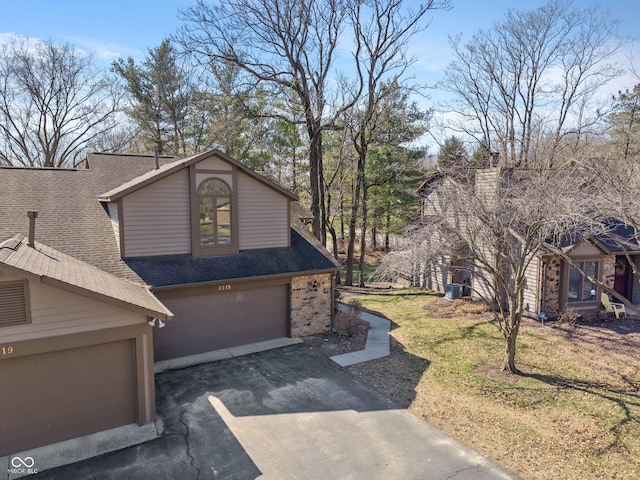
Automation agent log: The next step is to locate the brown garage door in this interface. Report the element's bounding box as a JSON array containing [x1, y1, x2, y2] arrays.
[[154, 283, 289, 361], [0, 339, 137, 456]]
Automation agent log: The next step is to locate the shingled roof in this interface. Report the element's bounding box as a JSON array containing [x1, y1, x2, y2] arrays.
[[124, 228, 339, 288], [1, 150, 338, 291], [0, 234, 172, 320], [98, 149, 298, 202], [0, 153, 176, 284]]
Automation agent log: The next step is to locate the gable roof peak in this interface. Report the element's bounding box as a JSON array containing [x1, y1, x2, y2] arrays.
[[98, 149, 298, 202]]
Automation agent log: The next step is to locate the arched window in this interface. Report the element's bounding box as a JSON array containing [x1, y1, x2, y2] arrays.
[[198, 178, 232, 246]]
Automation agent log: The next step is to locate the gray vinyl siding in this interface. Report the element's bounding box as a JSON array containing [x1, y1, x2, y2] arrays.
[[475, 168, 501, 207], [237, 173, 289, 249], [523, 256, 540, 314], [472, 266, 494, 304], [121, 169, 191, 257], [196, 156, 232, 171], [421, 190, 446, 216], [107, 202, 120, 251], [0, 272, 146, 343], [418, 257, 450, 292]]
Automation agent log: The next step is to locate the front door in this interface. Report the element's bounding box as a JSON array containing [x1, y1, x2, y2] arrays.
[[614, 255, 632, 300]]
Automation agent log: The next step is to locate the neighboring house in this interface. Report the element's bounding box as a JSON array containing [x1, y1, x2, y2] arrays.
[[416, 167, 640, 318], [532, 221, 640, 317], [0, 149, 339, 456]]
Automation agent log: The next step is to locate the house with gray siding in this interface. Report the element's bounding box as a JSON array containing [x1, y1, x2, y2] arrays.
[[0, 149, 339, 456], [416, 167, 640, 319]]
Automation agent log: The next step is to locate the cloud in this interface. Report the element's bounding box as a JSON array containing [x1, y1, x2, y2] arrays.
[[0, 32, 140, 62], [0, 32, 41, 45], [62, 35, 141, 61]]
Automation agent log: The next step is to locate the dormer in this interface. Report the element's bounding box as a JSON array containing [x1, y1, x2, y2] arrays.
[[98, 150, 297, 259]]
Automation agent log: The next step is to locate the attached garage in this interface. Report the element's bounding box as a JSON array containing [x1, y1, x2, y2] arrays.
[[0, 326, 152, 457], [0, 238, 172, 457], [153, 281, 289, 361]]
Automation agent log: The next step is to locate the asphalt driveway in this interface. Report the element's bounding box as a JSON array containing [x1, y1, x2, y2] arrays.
[[35, 344, 518, 479]]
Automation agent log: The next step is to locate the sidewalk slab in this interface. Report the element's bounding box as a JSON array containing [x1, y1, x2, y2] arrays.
[[1, 422, 160, 480], [155, 337, 302, 373], [331, 302, 391, 366]]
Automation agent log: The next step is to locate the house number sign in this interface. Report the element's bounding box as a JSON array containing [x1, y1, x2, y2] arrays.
[[1, 346, 14, 355], [218, 284, 232, 291]]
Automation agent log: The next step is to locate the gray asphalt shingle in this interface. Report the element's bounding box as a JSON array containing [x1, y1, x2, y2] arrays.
[[1, 151, 338, 292], [0, 234, 172, 319]]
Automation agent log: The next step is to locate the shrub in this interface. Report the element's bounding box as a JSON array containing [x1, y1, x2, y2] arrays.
[[558, 304, 582, 325], [336, 300, 363, 337]]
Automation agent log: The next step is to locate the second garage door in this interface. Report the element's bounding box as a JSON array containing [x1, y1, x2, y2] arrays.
[[153, 282, 289, 361], [0, 338, 137, 456]]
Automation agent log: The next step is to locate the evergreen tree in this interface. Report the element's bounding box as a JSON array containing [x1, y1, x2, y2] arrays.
[[437, 136, 468, 167], [607, 85, 640, 160], [113, 40, 191, 155]]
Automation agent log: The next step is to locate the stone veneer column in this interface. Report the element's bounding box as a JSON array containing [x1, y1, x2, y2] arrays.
[[603, 255, 616, 290], [290, 273, 333, 337], [543, 256, 562, 314]]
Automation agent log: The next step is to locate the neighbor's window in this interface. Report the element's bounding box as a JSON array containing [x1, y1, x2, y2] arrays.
[[0, 281, 30, 326], [567, 261, 598, 302], [198, 178, 232, 246]]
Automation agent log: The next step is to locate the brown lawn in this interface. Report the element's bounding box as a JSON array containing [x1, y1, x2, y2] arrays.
[[334, 288, 640, 480]]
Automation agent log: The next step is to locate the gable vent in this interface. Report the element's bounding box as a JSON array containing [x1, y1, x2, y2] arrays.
[[0, 282, 29, 326]]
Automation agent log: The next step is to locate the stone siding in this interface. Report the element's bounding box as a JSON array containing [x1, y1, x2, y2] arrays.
[[542, 255, 615, 316], [290, 273, 333, 337], [542, 256, 562, 315], [603, 255, 616, 290]]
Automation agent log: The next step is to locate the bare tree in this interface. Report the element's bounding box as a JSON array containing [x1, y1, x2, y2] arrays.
[[177, 0, 349, 242], [0, 37, 122, 167], [442, 0, 624, 168], [378, 163, 606, 373], [343, 0, 449, 286]]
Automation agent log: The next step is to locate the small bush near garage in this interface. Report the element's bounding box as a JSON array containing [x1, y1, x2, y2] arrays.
[[336, 299, 363, 337]]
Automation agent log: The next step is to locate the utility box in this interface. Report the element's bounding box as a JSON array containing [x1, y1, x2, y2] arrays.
[[445, 283, 461, 300]]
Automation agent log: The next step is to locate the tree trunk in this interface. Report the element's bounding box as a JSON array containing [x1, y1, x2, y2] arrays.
[[384, 210, 391, 252], [339, 197, 345, 254], [345, 155, 365, 286], [328, 224, 341, 284], [502, 312, 521, 373], [292, 144, 298, 194], [308, 130, 323, 242], [503, 332, 519, 373], [371, 225, 377, 251], [357, 184, 369, 287], [345, 182, 361, 286]]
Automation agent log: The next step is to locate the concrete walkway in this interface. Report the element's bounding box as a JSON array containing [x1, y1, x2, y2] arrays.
[[331, 303, 391, 367], [154, 337, 302, 373]]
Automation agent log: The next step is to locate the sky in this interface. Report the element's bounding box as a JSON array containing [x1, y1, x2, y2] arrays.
[[2, 0, 639, 149]]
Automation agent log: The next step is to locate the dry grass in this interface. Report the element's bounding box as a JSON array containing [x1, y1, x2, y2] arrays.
[[346, 290, 640, 480], [451, 298, 492, 314]]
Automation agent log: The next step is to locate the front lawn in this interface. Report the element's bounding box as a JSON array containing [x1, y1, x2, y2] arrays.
[[345, 290, 640, 480]]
